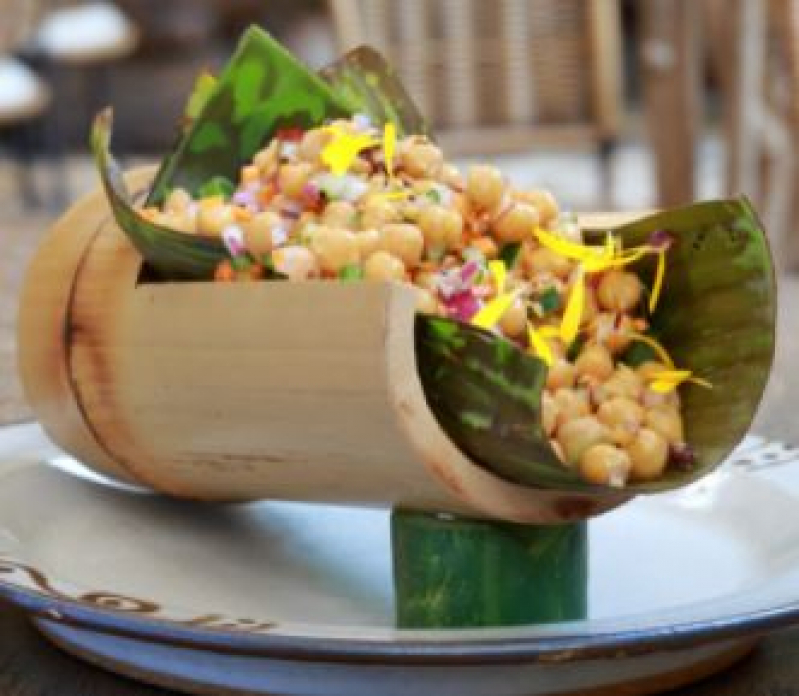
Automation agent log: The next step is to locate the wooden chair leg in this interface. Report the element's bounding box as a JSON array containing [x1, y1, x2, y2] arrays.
[[7, 123, 41, 209], [597, 137, 616, 209]]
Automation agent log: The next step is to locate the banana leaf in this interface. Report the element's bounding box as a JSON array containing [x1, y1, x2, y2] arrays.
[[392, 510, 587, 627], [319, 46, 429, 138], [91, 110, 226, 279], [416, 197, 776, 494], [146, 25, 353, 205]]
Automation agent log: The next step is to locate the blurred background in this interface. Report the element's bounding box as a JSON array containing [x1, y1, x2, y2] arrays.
[[0, 0, 796, 436]]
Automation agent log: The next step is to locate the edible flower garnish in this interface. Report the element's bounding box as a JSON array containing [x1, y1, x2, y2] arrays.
[[321, 124, 380, 175], [527, 323, 554, 366], [560, 267, 585, 344], [628, 331, 711, 393]]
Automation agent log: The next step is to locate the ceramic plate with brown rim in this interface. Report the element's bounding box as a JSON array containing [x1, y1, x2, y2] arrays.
[[1, 422, 799, 696]]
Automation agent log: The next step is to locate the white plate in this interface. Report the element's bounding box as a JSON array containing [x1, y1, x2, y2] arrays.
[[1, 423, 799, 696]]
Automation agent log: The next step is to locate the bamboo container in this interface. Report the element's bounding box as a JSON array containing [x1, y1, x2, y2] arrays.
[[17, 169, 630, 524]]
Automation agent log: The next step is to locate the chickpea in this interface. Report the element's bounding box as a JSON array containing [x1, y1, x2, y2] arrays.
[[161, 210, 196, 234], [626, 428, 669, 481], [597, 397, 644, 447], [499, 298, 527, 338], [165, 187, 192, 213], [419, 205, 464, 251], [278, 161, 314, 199], [380, 223, 425, 268], [574, 343, 614, 382], [440, 163, 464, 189], [414, 268, 440, 292], [597, 365, 643, 402], [597, 270, 643, 313], [541, 391, 559, 437], [360, 198, 400, 229], [645, 406, 684, 445], [418, 205, 448, 248], [272, 245, 319, 281], [643, 388, 680, 410], [253, 140, 279, 174], [355, 229, 381, 260], [516, 189, 560, 226], [524, 246, 573, 280], [469, 237, 498, 260], [451, 191, 471, 220], [298, 128, 331, 163], [579, 444, 631, 487], [310, 226, 360, 273], [415, 287, 439, 314], [197, 202, 235, 237], [557, 416, 611, 466], [364, 250, 406, 281], [493, 202, 539, 243], [322, 200, 357, 228], [244, 211, 283, 256], [401, 142, 443, 179], [466, 164, 504, 211], [597, 313, 639, 354], [553, 387, 591, 428], [583, 286, 600, 325], [546, 358, 577, 391]]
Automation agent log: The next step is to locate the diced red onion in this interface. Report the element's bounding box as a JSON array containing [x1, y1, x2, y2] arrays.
[[232, 189, 257, 207], [222, 224, 246, 257], [353, 113, 373, 131], [460, 260, 480, 285], [444, 291, 482, 322], [649, 229, 675, 250]]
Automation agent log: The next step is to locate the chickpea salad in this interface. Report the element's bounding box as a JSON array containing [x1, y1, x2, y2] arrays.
[[141, 115, 710, 489]]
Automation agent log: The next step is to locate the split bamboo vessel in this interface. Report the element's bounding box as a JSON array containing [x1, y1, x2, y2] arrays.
[[18, 168, 631, 524]]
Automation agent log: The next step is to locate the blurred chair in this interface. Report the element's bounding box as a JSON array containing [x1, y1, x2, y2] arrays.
[[0, 0, 52, 207], [328, 0, 623, 203], [31, 0, 139, 111], [704, 0, 798, 267]]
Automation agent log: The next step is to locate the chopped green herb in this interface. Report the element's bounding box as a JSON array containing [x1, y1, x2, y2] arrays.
[[338, 264, 364, 280], [537, 287, 561, 315], [566, 335, 586, 362], [198, 176, 235, 199], [231, 255, 251, 272], [498, 242, 522, 269], [425, 187, 442, 203]]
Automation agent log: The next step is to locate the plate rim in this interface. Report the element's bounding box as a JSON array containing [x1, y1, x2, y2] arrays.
[[1, 572, 798, 664], [2, 424, 799, 665]]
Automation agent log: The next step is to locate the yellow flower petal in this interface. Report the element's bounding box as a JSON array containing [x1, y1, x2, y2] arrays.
[[538, 325, 560, 339], [649, 249, 666, 313], [527, 323, 554, 366], [472, 292, 518, 330], [560, 267, 585, 345], [533, 227, 614, 269], [628, 331, 675, 368], [383, 122, 396, 179], [648, 369, 712, 393], [321, 126, 380, 175], [488, 260, 507, 294]]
